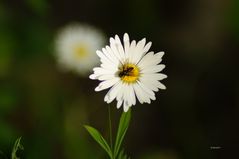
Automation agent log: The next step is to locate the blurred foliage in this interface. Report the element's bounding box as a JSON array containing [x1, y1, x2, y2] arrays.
[[11, 137, 24, 159], [139, 150, 179, 159], [228, 0, 239, 41], [25, 0, 49, 16], [0, 0, 238, 159]]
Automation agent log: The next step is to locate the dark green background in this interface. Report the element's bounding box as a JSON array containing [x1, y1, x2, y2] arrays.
[[0, 0, 239, 158]]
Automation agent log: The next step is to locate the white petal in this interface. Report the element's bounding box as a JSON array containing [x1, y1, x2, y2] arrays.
[[123, 103, 130, 112], [123, 85, 132, 111], [155, 51, 164, 58], [141, 64, 165, 74], [155, 81, 166, 90], [143, 41, 152, 53], [133, 83, 151, 104], [143, 73, 167, 81], [100, 63, 117, 71], [116, 83, 126, 102], [133, 84, 144, 104], [139, 52, 164, 70], [123, 33, 130, 59], [116, 83, 127, 108], [93, 67, 115, 75], [102, 48, 118, 65], [132, 38, 146, 64], [96, 50, 115, 66], [110, 38, 123, 62], [137, 81, 156, 100], [128, 40, 136, 63], [95, 78, 119, 91], [138, 51, 154, 68], [129, 85, 136, 105], [123, 33, 129, 42], [117, 100, 123, 109], [104, 81, 123, 103], [124, 85, 132, 107], [139, 78, 159, 92], [115, 35, 125, 60], [98, 74, 116, 81], [139, 38, 146, 48], [140, 76, 167, 90], [138, 51, 165, 68], [105, 45, 120, 65], [89, 73, 98, 79]]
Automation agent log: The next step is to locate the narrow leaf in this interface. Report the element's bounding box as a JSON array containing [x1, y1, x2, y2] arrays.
[[11, 137, 24, 159], [118, 149, 130, 159], [114, 109, 131, 158], [84, 125, 113, 158], [118, 149, 124, 159]]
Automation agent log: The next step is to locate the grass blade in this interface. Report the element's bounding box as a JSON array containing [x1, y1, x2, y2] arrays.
[[84, 125, 113, 158], [118, 149, 130, 159], [11, 137, 24, 159], [114, 109, 131, 158]]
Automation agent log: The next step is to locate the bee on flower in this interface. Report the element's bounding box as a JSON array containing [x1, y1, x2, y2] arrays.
[[90, 33, 167, 112], [55, 23, 105, 76]]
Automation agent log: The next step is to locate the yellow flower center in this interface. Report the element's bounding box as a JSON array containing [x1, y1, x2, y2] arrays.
[[118, 63, 140, 83], [73, 44, 88, 59]]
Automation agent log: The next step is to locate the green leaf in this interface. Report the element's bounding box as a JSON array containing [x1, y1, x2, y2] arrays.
[[118, 149, 130, 159], [114, 109, 131, 158], [84, 125, 113, 158], [11, 137, 24, 159]]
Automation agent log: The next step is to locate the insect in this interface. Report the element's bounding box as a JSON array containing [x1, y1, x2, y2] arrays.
[[118, 66, 134, 77]]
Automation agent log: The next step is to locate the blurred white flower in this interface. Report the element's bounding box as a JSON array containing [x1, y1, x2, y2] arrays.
[[90, 33, 167, 112], [55, 23, 105, 75]]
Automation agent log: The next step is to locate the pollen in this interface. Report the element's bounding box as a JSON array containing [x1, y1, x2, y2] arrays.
[[118, 63, 140, 83], [73, 44, 88, 59]]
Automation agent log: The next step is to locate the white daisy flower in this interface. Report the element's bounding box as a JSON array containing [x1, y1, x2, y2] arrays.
[[55, 23, 105, 75], [90, 33, 167, 112]]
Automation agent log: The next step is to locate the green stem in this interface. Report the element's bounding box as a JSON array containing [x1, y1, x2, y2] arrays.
[[108, 105, 114, 159]]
